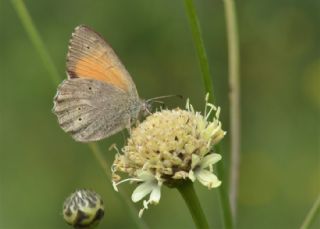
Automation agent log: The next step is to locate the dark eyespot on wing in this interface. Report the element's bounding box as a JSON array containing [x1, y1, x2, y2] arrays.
[[53, 78, 137, 142]]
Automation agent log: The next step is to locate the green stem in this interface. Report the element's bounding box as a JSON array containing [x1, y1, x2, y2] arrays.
[[183, 0, 233, 228], [177, 181, 209, 229], [300, 193, 320, 229], [183, 0, 215, 103], [88, 143, 112, 177], [11, 1, 148, 228], [223, 0, 241, 221], [11, 0, 60, 86], [216, 146, 233, 229], [89, 144, 149, 229]]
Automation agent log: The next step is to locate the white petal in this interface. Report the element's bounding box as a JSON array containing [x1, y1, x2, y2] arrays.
[[195, 169, 221, 189], [191, 154, 201, 169], [203, 122, 217, 138], [143, 200, 149, 209], [136, 170, 154, 181], [188, 170, 196, 182], [139, 200, 150, 218], [215, 106, 221, 118], [138, 209, 145, 218], [200, 154, 222, 169], [149, 185, 161, 204], [211, 128, 226, 145], [186, 98, 190, 110], [205, 103, 216, 120], [112, 181, 119, 192], [131, 182, 154, 202], [209, 122, 221, 137]]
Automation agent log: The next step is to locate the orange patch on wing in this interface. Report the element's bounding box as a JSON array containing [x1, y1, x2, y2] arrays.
[[73, 54, 129, 91]]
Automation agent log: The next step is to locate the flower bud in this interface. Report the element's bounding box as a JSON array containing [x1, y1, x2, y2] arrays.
[[63, 189, 104, 228]]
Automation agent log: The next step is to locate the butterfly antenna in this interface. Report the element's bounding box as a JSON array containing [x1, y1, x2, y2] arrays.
[[146, 94, 183, 103], [151, 100, 165, 105]]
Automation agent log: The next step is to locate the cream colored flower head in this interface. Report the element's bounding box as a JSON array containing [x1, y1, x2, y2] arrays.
[[112, 94, 225, 217]]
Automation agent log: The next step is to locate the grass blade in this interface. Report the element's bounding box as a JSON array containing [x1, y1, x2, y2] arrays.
[[183, 0, 233, 228]]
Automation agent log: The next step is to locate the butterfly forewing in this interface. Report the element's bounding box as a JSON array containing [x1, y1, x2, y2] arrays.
[[67, 25, 137, 94]]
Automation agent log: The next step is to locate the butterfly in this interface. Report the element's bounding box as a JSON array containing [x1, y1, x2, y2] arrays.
[[53, 25, 149, 142]]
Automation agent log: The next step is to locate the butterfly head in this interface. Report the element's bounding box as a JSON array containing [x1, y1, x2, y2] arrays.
[[141, 94, 183, 116], [139, 99, 153, 117]]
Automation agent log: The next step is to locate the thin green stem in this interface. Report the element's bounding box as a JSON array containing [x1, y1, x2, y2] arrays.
[[11, 1, 148, 228], [183, 0, 215, 103], [183, 0, 233, 228], [216, 145, 233, 229], [177, 181, 209, 229], [89, 144, 149, 229], [88, 143, 111, 177], [223, 0, 241, 221], [11, 0, 60, 86], [300, 193, 320, 229]]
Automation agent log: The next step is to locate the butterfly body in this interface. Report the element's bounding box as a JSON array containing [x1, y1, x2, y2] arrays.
[[53, 25, 146, 142]]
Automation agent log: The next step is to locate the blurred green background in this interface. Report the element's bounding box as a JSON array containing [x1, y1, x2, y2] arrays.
[[1, 0, 319, 228]]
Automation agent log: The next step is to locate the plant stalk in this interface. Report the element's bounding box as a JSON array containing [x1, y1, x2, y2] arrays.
[[11, 0, 60, 86], [177, 181, 210, 229], [216, 147, 233, 229], [223, 0, 241, 221], [300, 193, 320, 229], [183, 0, 233, 228], [183, 0, 215, 103]]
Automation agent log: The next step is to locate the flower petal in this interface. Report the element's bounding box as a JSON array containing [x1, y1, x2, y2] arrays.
[[112, 181, 119, 192], [199, 154, 222, 169], [195, 169, 221, 189], [211, 128, 226, 145], [188, 170, 196, 182], [149, 185, 161, 204], [131, 182, 154, 202], [143, 200, 149, 209], [138, 208, 145, 218], [191, 154, 201, 169], [136, 170, 154, 181]]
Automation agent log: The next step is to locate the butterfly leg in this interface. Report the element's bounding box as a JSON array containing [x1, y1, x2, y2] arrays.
[[127, 117, 132, 135]]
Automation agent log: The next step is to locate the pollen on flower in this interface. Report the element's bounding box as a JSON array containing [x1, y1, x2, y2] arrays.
[[111, 95, 225, 216]]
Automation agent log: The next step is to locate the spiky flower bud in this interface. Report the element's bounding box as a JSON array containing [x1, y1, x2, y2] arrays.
[[63, 189, 104, 228]]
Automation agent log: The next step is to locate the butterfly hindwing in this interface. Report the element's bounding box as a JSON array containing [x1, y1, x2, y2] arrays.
[[53, 78, 131, 142]]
